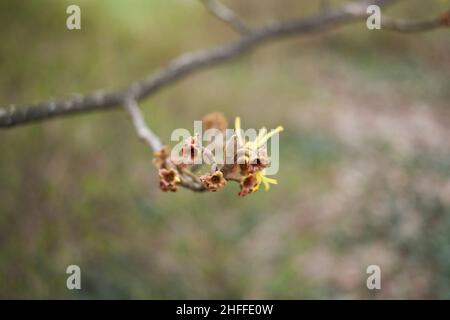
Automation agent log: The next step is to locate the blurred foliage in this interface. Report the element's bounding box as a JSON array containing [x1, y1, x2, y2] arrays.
[[0, 0, 449, 298]]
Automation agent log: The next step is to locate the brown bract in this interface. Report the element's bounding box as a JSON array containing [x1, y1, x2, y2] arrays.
[[249, 147, 269, 172], [441, 11, 450, 26], [153, 145, 170, 169], [239, 173, 258, 197], [200, 170, 227, 192], [159, 168, 180, 192], [202, 112, 228, 131]]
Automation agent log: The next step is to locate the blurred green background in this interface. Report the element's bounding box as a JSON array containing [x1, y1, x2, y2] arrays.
[[0, 0, 449, 299]]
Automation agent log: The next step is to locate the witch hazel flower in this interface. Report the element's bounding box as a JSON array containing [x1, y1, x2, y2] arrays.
[[233, 117, 283, 196], [152, 113, 283, 196], [158, 168, 181, 192], [200, 170, 227, 192]]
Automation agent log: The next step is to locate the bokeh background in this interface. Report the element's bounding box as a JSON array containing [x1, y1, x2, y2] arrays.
[[0, 0, 449, 299]]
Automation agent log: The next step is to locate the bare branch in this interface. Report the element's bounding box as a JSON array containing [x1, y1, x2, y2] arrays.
[[123, 99, 206, 192], [381, 13, 449, 33], [179, 174, 207, 192], [124, 99, 163, 152], [200, 0, 250, 34], [0, 0, 447, 129]]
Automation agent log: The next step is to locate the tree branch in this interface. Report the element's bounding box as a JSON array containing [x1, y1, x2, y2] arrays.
[[200, 0, 250, 34], [0, 0, 447, 129], [381, 13, 449, 32]]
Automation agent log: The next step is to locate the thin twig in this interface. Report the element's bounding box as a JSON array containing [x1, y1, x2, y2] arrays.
[[124, 98, 162, 152], [382, 14, 445, 32], [200, 0, 250, 34]]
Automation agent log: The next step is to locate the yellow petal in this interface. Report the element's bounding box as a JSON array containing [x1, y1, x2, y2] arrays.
[[247, 127, 267, 149], [235, 116, 241, 131], [235, 117, 243, 146], [245, 126, 268, 149], [261, 175, 277, 191], [257, 127, 268, 144], [262, 176, 278, 185], [255, 171, 263, 184], [250, 172, 262, 192], [257, 126, 284, 148]]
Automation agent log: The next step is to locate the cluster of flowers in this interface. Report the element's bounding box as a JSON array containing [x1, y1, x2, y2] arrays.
[[152, 113, 283, 197]]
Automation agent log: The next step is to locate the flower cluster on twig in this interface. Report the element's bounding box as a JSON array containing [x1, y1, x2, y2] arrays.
[[152, 112, 283, 196]]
